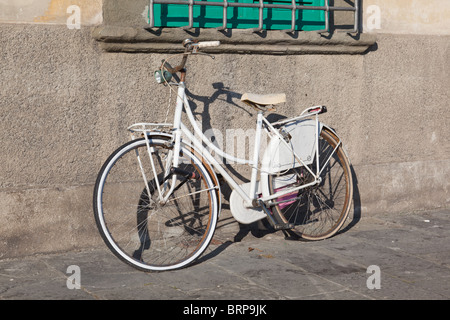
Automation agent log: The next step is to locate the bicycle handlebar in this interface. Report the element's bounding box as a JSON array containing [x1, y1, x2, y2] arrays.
[[197, 41, 221, 48], [183, 39, 220, 52], [161, 39, 220, 78]]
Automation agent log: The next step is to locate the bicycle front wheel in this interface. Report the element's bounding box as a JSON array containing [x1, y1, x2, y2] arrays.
[[93, 136, 219, 271], [268, 128, 353, 240]]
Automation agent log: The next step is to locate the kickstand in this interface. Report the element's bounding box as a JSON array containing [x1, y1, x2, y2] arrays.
[[257, 200, 295, 231]]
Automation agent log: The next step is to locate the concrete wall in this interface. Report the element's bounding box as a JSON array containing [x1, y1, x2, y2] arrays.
[[0, 0, 449, 258]]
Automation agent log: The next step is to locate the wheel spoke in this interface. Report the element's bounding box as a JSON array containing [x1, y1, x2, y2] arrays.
[[94, 138, 218, 271], [269, 129, 352, 240]]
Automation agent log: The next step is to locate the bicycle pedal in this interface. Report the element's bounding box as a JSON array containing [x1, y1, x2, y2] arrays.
[[170, 167, 200, 180], [257, 199, 293, 231], [274, 223, 295, 231]]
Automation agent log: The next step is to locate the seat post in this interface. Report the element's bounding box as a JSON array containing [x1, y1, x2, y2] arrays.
[[248, 110, 264, 204]]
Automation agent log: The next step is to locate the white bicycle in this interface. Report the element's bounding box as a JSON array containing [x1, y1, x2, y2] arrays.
[[93, 39, 353, 272]]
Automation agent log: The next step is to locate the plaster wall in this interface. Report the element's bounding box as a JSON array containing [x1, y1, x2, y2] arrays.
[[0, 1, 449, 257]]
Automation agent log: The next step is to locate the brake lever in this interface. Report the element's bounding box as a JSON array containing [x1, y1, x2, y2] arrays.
[[194, 51, 215, 60], [192, 46, 216, 60]]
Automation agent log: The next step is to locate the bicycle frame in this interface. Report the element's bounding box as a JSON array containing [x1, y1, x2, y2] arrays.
[[135, 79, 341, 209], [95, 39, 354, 272]]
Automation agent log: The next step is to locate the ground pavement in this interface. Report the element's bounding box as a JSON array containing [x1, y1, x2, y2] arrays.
[[1, 208, 449, 304]]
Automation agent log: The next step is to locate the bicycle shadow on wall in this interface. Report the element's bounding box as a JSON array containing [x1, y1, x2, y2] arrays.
[[187, 82, 361, 235], [185, 83, 283, 243], [127, 84, 362, 268]]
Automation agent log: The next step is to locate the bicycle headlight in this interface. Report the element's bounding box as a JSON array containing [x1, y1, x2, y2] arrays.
[[154, 70, 172, 84]]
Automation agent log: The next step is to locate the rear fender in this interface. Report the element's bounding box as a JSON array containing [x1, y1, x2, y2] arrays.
[[261, 119, 322, 175], [260, 122, 350, 200]]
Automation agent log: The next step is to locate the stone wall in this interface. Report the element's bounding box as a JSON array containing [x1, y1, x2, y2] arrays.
[[0, 0, 449, 258]]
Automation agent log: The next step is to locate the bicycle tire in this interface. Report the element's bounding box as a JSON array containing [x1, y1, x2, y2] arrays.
[[93, 136, 219, 271], [268, 128, 353, 240]]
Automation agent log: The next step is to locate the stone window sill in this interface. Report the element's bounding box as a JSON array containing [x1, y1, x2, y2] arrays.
[[92, 25, 377, 55]]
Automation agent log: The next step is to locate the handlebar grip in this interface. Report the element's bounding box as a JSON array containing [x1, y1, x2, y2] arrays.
[[198, 41, 220, 48]]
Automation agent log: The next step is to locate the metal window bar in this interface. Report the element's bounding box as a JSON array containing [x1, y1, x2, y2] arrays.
[[148, 0, 359, 33]]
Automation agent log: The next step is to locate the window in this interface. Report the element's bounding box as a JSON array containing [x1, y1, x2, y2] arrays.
[[93, 0, 375, 54], [148, 0, 360, 33]]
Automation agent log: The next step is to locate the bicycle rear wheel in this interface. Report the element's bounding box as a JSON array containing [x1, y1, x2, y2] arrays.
[[93, 136, 219, 271], [268, 128, 353, 240]]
